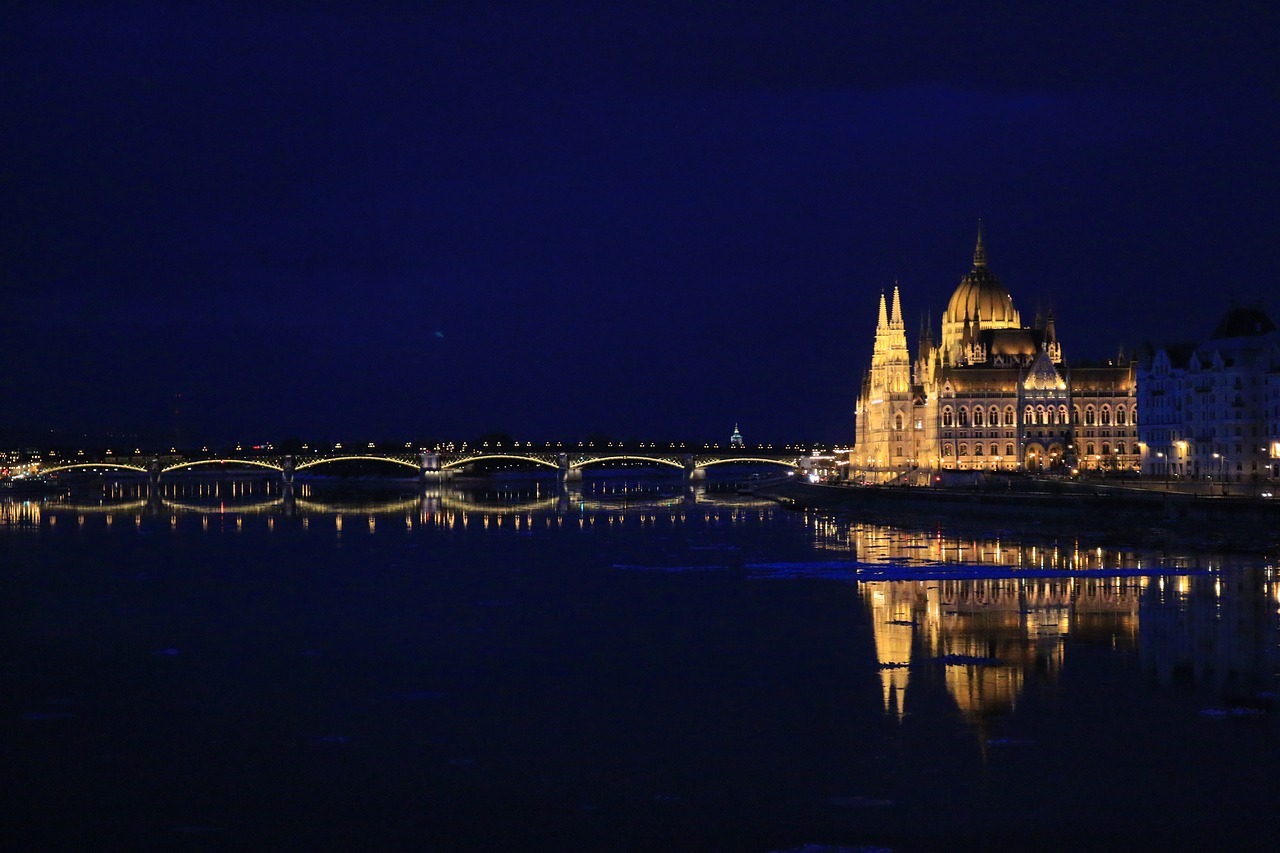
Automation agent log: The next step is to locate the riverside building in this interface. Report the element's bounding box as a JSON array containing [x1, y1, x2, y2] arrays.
[[1136, 305, 1280, 483], [852, 230, 1138, 482]]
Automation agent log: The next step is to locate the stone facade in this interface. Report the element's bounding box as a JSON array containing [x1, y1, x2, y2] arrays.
[[1136, 306, 1280, 482], [852, 231, 1138, 481]]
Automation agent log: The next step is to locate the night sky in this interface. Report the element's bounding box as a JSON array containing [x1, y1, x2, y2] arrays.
[[4, 2, 1277, 447]]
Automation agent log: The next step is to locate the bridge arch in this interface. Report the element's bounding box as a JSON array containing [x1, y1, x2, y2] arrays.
[[441, 454, 560, 471], [162, 459, 283, 474], [295, 455, 419, 472], [695, 457, 798, 471], [569, 455, 684, 471], [39, 462, 150, 476]]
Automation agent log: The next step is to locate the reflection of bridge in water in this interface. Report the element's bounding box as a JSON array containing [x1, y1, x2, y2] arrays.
[[4, 479, 780, 531], [36, 447, 802, 484]]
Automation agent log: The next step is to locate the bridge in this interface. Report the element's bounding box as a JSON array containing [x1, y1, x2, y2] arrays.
[[31, 446, 805, 484]]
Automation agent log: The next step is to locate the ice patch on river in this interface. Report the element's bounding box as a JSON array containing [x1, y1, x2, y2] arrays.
[[612, 563, 730, 573]]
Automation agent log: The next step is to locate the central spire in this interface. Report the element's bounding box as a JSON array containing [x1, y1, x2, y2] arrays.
[[973, 220, 986, 268]]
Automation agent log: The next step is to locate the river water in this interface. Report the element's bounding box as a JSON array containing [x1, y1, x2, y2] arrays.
[[3, 475, 1278, 851]]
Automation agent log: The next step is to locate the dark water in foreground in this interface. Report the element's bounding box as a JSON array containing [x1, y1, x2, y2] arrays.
[[3, 477, 1278, 852]]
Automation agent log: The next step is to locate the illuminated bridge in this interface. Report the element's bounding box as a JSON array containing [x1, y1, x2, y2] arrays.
[[33, 446, 806, 484]]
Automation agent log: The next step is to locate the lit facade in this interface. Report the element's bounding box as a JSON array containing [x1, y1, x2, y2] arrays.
[[853, 231, 1138, 480], [1136, 306, 1280, 482]]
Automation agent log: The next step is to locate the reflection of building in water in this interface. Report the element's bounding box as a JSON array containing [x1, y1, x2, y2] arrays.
[[810, 514, 1216, 574], [1141, 569, 1280, 701], [865, 576, 1143, 724]]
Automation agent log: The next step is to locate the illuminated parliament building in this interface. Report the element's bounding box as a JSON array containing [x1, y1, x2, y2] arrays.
[[852, 230, 1137, 480]]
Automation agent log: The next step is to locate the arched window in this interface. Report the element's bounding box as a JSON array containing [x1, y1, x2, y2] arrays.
[[942, 407, 953, 428], [1101, 442, 1111, 455], [1101, 406, 1111, 426], [1024, 405, 1035, 425], [973, 408, 984, 427], [1005, 443, 1014, 457], [1086, 442, 1096, 455], [1058, 405, 1068, 425], [1117, 441, 1127, 454], [989, 406, 1000, 427], [974, 443, 985, 456], [1116, 406, 1127, 425], [1085, 406, 1096, 426], [894, 413, 904, 431], [958, 443, 968, 457], [1036, 406, 1047, 425], [958, 408, 969, 427], [1131, 408, 1138, 425], [1004, 406, 1015, 426], [942, 443, 954, 457], [1072, 406, 1081, 425]]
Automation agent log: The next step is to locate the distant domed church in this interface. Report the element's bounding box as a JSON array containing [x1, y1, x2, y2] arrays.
[[851, 229, 1138, 480]]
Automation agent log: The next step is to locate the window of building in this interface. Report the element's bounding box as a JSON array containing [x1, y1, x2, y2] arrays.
[[1085, 406, 1096, 426], [973, 408, 984, 427], [942, 408, 953, 428], [1101, 406, 1111, 425]]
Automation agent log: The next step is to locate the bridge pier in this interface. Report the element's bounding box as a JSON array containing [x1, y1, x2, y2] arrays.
[[281, 455, 296, 486], [419, 451, 442, 484], [682, 456, 705, 481], [147, 458, 162, 486], [557, 453, 582, 482]]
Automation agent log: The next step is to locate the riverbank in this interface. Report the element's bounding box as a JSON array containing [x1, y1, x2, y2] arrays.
[[754, 477, 1280, 553]]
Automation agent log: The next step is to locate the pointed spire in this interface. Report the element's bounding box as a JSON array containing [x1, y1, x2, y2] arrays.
[[877, 290, 888, 330], [973, 220, 987, 268], [890, 282, 903, 328]]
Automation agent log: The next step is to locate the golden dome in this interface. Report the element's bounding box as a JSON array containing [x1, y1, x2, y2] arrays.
[[938, 227, 1023, 361], [944, 232, 1019, 328]]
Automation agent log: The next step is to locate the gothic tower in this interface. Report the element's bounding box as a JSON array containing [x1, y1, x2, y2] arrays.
[[854, 284, 917, 479]]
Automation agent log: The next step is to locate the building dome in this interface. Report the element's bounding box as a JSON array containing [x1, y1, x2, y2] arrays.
[[943, 233, 1019, 328], [939, 228, 1022, 358]]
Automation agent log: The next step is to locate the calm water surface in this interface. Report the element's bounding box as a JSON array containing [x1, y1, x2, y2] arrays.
[[3, 476, 1278, 851]]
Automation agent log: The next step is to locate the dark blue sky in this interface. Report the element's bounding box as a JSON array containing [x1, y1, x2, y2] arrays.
[[3, 2, 1277, 446]]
